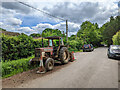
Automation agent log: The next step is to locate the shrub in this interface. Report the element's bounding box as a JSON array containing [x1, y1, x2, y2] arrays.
[[2, 34, 47, 61]]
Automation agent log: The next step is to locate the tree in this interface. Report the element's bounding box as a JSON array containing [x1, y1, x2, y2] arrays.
[[42, 28, 63, 37], [110, 16, 114, 22], [102, 16, 120, 46], [77, 21, 101, 46], [112, 30, 120, 45], [30, 33, 41, 37]]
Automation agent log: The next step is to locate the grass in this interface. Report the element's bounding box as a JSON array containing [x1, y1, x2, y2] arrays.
[[2, 55, 39, 78]]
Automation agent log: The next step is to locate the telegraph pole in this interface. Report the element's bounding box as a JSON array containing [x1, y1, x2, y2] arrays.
[[63, 31, 64, 38], [66, 20, 68, 42]]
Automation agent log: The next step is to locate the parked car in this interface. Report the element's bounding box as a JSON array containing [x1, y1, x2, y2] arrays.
[[107, 45, 120, 59], [83, 44, 94, 52]]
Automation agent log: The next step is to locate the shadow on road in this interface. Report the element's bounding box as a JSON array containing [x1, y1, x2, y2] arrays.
[[109, 58, 120, 61]]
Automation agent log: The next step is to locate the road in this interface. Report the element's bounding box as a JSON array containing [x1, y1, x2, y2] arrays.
[[15, 47, 118, 88]]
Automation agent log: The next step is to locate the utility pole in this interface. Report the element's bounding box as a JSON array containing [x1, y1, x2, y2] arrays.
[[63, 31, 64, 38], [66, 20, 68, 42]]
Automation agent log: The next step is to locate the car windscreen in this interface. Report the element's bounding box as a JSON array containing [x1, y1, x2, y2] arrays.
[[84, 45, 89, 47], [110, 45, 120, 53], [111, 45, 120, 49]]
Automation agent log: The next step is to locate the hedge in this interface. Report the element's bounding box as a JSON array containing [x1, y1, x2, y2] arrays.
[[2, 34, 48, 61]]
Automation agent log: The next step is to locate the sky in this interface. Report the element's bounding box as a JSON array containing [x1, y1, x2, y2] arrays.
[[0, 0, 119, 36]]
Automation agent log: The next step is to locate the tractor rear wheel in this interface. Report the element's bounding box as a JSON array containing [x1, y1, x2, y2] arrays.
[[60, 47, 69, 64], [45, 58, 54, 71]]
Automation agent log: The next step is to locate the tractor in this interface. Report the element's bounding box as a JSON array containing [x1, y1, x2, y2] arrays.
[[29, 36, 75, 73]]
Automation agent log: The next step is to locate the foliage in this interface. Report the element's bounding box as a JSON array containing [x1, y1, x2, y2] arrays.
[[112, 30, 120, 45], [2, 34, 48, 61], [42, 28, 64, 37], [68, 39, 79, 51], [30, 33, 41, 37], [76, 21, 102, 47], [102, 16, 120, 46], [2, 56, 39, 78]]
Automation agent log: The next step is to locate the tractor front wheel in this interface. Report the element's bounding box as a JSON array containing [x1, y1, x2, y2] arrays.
[[45, 58, 54, 71]]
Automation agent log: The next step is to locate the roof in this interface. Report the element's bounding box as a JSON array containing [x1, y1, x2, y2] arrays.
[[44, 36, 62, 39], [2, 31, 20, 36]]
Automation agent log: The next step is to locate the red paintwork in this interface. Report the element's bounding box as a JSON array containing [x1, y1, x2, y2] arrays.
[[35, 47, 53, 61], [36, 47, 53, 49]]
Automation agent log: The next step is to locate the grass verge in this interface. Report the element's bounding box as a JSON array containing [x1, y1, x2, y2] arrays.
[[2, 55, 38, 78]]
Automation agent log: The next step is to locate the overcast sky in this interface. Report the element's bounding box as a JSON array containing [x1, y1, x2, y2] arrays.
[[0, 0, 119, 36]]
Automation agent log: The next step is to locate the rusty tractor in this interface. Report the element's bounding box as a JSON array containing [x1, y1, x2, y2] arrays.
[[29, 36, 75, 73]]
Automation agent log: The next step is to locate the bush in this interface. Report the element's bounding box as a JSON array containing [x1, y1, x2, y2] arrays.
[[68, 40, 79, 51], [2, 34, 47, 61]]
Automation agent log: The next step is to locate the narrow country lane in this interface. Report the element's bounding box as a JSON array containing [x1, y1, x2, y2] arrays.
[[15, 47, 118, 88]]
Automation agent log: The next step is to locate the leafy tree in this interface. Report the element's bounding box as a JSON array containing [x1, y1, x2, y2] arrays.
[[30, 33, 41, 37], [68, 35, 76, 40], [77, 21, 101, 46], [42, 28, 63, 37], [112, 30, 120, 45], [102, 16, 120, 46]]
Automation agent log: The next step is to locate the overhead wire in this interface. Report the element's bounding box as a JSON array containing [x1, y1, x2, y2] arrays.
[[14, 0, 80, 37], [15, 0, 66, 21]]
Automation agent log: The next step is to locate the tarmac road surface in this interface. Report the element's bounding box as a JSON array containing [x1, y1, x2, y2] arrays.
[[16, 47, 118, 88]]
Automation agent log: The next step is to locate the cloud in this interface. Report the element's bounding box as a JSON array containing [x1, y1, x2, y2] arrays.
[[44, 2, 118, 25], [118, 1, 120, 16], [0, 21, 16, 32], [17, 27, 37, 35], [0, 1, 119, 36], [2, 2, 32, 14], [32, 23, 53, 33], [5, 18, 22, 26], [32, 22, 79, 36]]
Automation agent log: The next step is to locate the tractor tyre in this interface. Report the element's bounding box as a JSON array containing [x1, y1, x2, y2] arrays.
[[45, 58, 54, 71], [60, 47, 70, 64]]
